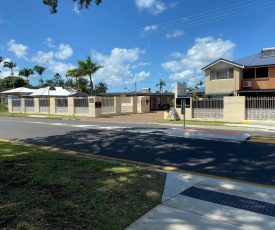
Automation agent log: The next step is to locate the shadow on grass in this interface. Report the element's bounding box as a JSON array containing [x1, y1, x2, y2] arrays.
[[0, 142, 165, 229]]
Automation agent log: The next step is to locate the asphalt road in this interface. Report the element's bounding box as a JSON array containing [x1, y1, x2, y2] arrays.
[[0, 116, 274, 186]]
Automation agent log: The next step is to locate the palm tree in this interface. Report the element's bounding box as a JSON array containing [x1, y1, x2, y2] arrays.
[[3, 61, 17, 88], [19, 68, 34, 88], [156, 79, 166, 93], [95, 82, 108, 94], [195, 80, 204, 89], [66, 68, 82, 91], [33, 65, 47, 85], [77, 56, 103, 95], [0, 57, 3, 77]]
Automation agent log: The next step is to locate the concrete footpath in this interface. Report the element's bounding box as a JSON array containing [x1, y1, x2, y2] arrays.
[[126, 171, 275, 230]]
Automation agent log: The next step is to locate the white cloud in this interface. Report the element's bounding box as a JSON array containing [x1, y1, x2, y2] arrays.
[[169, 52, 184, 59], [54, 43, 73, 60], [32, 51, 54, 64], [73, 3, 81, 14], [135, 0, 166, 15], [91, 48, 150, 86], [45, 37, 55, 48], [166, 29, 184, 39], [31, 46, 75, 77], [7, 40, 28, 59], [48, 60, 75, 74], [161, 60, 183, 72], [132, 62, 150, 69], [169, 2, 178, 8], [161, 36, 235, 87], [169, 69, 194, 80], [144, 24, 158, 33], [134, 71, 150, 81]]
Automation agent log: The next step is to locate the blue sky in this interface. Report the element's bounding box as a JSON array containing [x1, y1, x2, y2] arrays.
[[1, 0, 275, 93]]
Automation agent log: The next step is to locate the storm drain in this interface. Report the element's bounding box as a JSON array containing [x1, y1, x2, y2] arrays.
[[181, 185, 275, 217]]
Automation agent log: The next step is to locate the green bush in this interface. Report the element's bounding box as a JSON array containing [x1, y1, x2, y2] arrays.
[[0, 101, 8, 112]]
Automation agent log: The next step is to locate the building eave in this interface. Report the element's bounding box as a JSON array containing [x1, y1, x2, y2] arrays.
[[201, 58, 244, 71]]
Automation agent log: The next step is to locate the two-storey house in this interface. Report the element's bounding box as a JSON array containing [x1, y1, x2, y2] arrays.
[[202, 47, 275, 97]]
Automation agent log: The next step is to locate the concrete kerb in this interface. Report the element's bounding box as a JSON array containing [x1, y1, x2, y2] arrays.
[[164, 128, 251, 142]]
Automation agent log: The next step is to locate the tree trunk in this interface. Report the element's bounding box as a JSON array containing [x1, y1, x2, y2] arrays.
[[89, 75, 94, 95]]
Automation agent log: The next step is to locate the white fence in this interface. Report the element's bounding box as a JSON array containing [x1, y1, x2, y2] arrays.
[[101, 97, 115, 114], [192, 98, 224, 119], [39, 98, 49, 113], [56, 98, 68, 114], [121, 97, 133, 113], [246, 97, 275, 120], [74, 98, 89, 114]]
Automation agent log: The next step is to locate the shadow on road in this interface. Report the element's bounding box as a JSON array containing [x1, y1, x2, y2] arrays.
[[17, 128, 275, 186]]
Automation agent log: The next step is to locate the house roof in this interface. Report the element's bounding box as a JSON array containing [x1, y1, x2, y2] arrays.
[[96, 92, 174, 97], [235, 53, 275, 67], [0, 87, 36, 95], [29, 86, 77, 97], [202, 48, 275, 71], [201, 58, 244, 71]]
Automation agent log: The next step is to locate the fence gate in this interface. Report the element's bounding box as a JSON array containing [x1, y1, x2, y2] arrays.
[[192, 98, 224, 119], [121, 97, 133, 113], [101, 97, 115, 114], [246, 97, 275, 120]]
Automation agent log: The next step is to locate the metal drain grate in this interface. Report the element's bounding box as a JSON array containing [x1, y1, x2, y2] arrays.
[[181, 186, 275, 217]]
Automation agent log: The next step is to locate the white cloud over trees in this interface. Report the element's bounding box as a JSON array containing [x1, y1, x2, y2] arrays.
[[161, 36, 235, 87], [91, 48, 150, 86]]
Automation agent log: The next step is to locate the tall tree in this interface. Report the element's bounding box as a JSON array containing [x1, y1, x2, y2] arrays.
[[33, 65, 47, 85], [156, 79, 166, 93], [0, 56, 3, 64], [0, 76, 25, 91], [3, 61, 17, 88], [19, 68, 34, 88], [78, 56, 103, 95], [95, 82, 108, 94], [195, 80, 204, 89], [52, 73, 65, 86], [43, 0, 102, 13], [66, 68, 82, 91]]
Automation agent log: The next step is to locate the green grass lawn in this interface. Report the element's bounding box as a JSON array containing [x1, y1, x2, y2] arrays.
[[0, 141, 165, 229]]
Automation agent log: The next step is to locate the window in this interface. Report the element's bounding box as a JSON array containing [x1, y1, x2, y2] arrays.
[[243, 67, 268, 79], [210, 68, 233, 80]]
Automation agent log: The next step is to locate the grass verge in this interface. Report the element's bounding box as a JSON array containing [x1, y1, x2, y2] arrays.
[[0, 141, 165, 229]]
